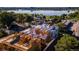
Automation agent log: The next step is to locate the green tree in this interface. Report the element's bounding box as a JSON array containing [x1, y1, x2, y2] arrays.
[[61, 14, 67, 19], [0, 12, 16, 29], [26, 15, 33, 22], [15, 14, 25, 24], [55, 34, 79, 51], [56, 22, 66, 33], [0, 30, 7, 38], [68, 11, 79, 19]]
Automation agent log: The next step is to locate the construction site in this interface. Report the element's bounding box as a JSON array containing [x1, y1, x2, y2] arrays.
[[0, 23, 58, 51]]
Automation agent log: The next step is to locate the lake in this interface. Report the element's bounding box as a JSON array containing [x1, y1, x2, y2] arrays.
[[7, 10, 76, 16]]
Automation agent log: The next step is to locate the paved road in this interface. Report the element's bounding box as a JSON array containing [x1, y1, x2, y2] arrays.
[[43, 39, 55, 51]]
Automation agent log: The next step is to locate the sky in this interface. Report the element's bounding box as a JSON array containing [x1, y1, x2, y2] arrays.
[[0, 0, 79, 7]]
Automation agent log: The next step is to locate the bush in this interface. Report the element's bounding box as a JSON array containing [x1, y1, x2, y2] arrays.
[[55, 34, 79, 51]]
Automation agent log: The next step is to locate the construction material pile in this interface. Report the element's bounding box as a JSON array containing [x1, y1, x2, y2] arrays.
[[22, 23, 59, 40], [10, 24, 59, 50]]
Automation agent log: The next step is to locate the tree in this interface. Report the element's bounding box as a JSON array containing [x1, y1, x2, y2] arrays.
[[26, 15, 33, 22], [61, 14, 67, 19], [56, 22, 66, 33], [55, 34, 79, 51], [68, 11, 79, 19], [0, 30, 7, 38], [15, 13, 33, 23], [0, 12, 16, 29], [15, 14, 25, 24]]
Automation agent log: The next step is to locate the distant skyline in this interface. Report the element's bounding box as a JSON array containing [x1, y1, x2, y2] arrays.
[[0, 7, 79, 11]]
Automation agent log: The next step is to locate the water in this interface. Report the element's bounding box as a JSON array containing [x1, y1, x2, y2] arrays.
[[7, 10, 75, 16]]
